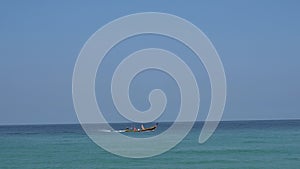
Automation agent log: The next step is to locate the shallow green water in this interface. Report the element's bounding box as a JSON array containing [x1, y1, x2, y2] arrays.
[[0, 120, 299, 169]]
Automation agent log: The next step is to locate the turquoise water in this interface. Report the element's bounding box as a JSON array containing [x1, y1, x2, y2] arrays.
[[0, 120, 299, 169]]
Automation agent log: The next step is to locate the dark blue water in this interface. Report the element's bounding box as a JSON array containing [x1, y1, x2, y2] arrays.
[[0, 120, 299, 169]]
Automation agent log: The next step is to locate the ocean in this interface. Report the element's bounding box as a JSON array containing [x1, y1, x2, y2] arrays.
[[0, 120, 299, 169]]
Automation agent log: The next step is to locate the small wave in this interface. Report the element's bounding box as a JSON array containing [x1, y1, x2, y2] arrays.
[[99, 129, 112, 132], [114, 130, 126, 133], [98, 129, 126, 133], [5, 132, 40, 135]]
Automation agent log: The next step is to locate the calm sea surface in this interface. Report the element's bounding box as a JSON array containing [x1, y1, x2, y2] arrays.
[[0, 120, 299, 169]]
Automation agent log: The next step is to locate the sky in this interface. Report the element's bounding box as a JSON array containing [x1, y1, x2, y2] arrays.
[[0, 1, 299, 125]]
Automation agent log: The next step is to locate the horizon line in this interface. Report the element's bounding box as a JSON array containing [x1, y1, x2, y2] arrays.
[[0, 118, 299, 126]]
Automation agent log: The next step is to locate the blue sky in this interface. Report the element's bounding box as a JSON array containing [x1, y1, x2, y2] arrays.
[[0, 1, 299, 124]]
